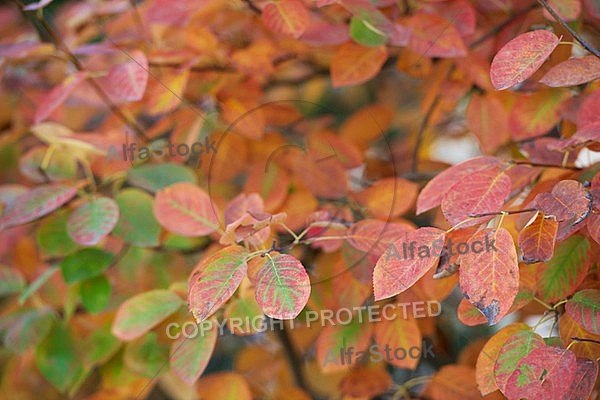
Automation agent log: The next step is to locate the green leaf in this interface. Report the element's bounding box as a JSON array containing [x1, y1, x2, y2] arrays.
[[35, 322, 84, 393], [113, 188, 162, 247], [123, 332, 169, 378], [36, 210, 79, 259], [60, 248, 114, 284], [83, 327, 121, 367], [0, 265, 25, 296], [170, 321, 218, 385], [566, 289, 600, 335], [350, 16, 387, 47], [127, 162, 198, 193], [111, 289, 183, 341], [538, 235, 591, 303], [3, 308, 54, 353], [80, 275, 111, 313]]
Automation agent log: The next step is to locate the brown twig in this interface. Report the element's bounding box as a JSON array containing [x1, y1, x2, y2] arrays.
[[538, 0, 600, 59]]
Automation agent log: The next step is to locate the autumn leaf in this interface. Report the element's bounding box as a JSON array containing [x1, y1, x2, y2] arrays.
[[170, 319, 218, 385], [459, 228, 519, 325], [505, 346, 576, 400], [103, 50, 149, 102], [253, 253, 310, 319], [330, 42, 388, 87], [188, 245, 248, 323], [67, 196, 119, 246], [518, 211, 558, 263], [565, 289, 600, 335], [540, 55, 600, 87], [153, 182, 220, 237], [34, 71, 87, 124], [493, 330, 545, 392], [262, 0, 309, 38], [373, 310, 422, 369], [373, 227, 445, 301], [490, 30, 559, 90], [406, 13, 467, 58], [111, 289, 183, 341], [466, 93, 510, 154], [416, 156, 502, 215]]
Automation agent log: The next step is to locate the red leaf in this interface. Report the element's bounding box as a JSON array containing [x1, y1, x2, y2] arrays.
[[540, 55, 600, 87], [153, 182, 220, 237], [103, 50, 149, 102], [254, 254, 310, 319], [373, 227, 445, 301], [188, 246, 248, 323], [34, 72, 87, 124], [518, 211, 558, 263], [565, 289, 600, 335], [577, 90, 600, 129], [466, 93, 510, 154], [346, 219, 414, 258], [330, 42, 388, 87], [441, 165, 512, 228], [262, 0, 309, 39], [459, 228, 519, 325], [0, 184, 77, 230], [505, 347, 577, 400], [566, 357, 599, 400], [490, 30, 559, 90], [416, 156, 502, 215], [406, 13, 467, 58]]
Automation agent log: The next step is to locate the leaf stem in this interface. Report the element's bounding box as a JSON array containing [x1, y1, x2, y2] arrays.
[[533, 296, 553, 310], [468, 208, 538, 218], [537, 0, 600, 59]]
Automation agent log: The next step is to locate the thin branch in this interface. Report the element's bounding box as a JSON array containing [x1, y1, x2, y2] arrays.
[[468, 208, 538, 218], [510, 160, 581, 170], [571, 337, 600, 345], [538, 0, 600, 59]]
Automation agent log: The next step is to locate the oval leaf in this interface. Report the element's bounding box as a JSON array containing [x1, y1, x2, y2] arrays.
[[518, 211, 558, 263], [262, 0, 309, 38], [67, 196, 119, 246], [170, 320, 218, 385], [491, 30, 559, 90], [540, 55, 600, 87], [188, 245, 248, 323], [460, 228, 519, 325], [154, 182, 220, 237], [254, 254, 310, 319], [565, 289, 600, 335], [111, 289, 183, 341], [331, 42, 388, 87]]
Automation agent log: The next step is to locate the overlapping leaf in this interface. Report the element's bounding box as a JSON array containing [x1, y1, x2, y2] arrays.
[[261, 0, 309, 38], [540, 55, 600, 87], [154, 182, 219, 237], [518, 211, 558, 263], [565, 289, 600, 335], [170, 319, 218, 385], [34, 71, 87, 123], [493, 330, 545, 392], [330, 42, 387, 87], [373, 227, 445, 300], [460, 228, 519, 325], [188, 245, 248, 323], [67, 196, 119, 246]]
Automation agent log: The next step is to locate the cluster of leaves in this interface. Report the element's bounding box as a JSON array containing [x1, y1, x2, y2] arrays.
[[0, 0, 599, 399]]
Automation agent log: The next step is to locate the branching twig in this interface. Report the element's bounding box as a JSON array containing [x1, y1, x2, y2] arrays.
[[538, 0, 600, 59]]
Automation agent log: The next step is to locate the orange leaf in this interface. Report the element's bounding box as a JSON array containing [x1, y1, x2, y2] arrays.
[[373, 310, 422, 369], [427, 365, 481, 400], [518, 211, 558, 263], [261, 0, 309, 38], [355, 177, 419, 219], [373, 227, 445, 300], [466, 93, 509, 154], [330, 42, 388, 87], [459, 228, 519, 325], [490, 30, 559, 90], [153, 182, 220, 236], [540, 55, 600, 87], [406, 13, 467, 58]]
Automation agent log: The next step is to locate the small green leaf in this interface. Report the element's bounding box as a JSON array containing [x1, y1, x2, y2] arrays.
[[123, 332, 169, 378], [80, 275, 111, 313], [170, 321, 218, 385], [60, 248, 114, 284], [36, 210, 79, 258], [35, 322, 84, 393], [83, 327, 121, 367], [113, 188, 162, 247], [350, 16, 387, 47], [128, 163, 198, 193], [111, 289, 183, 341]]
